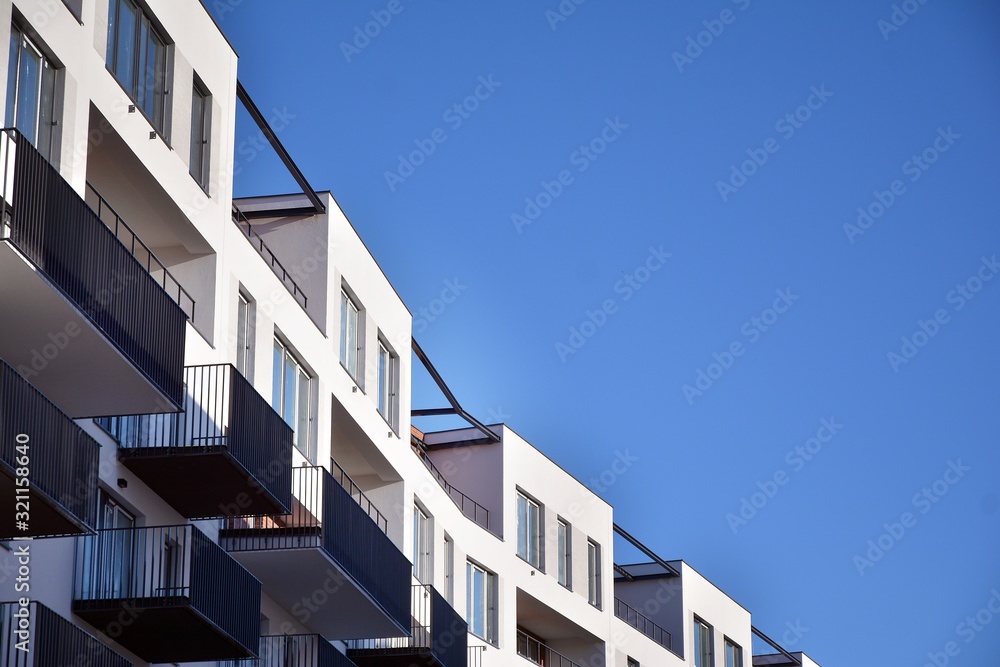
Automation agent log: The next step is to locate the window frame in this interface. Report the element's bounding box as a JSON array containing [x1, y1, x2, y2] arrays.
[[339, 288, 362, 385], [106, 0, 169, 135], [557, 518, 571, 588], [587, 539, 602, 608], [6, 22, 58, 160], [189, 78, 210, 191], [412, 505, 431, 583], [377, 336, 398, 431], [466, 560, 497, 644], [516, 490, 543, 569], [694, 617, 714, 667], [236, 291, 253, 378], [271, 337, 315, 463], [724, 637, 743, 667]]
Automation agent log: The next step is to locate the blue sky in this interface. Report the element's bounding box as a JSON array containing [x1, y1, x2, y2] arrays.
[[209, 1, 1000, 664]]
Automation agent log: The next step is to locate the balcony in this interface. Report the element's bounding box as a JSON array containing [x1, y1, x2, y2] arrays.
[[468, 645, 485, 667], [0, 128, 187, 417], [412, 442, 494, 536], [516, 630, 580, 667], [100, 364, 293, 519], [614, 597, 674, 653], [220, 465, 410, 640], [347, 584, 467, 667], [0, 600, 133, 666], [233, 204, 308, 309], [0, 360, 99, 539], [73, 524, 261, 663], [224, 634, 358, 666]]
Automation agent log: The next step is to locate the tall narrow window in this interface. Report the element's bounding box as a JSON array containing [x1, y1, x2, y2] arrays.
[[627, 659, 640, 667], [466, 561, 496, 643], [587, 539, 601, 608], [724, 638, 743, 667], [272, 338, 314, 462], [694, 618, 713, 667], [443, 534, 454, 604], [412, 505, 430, 583], [190, 81, 210, 189], [377, 338, 397, 429], [516, 491, 542, 568], [557, 519, 571, 588], [340, 289, 361, 383], [80, 491, 135, 599], [236, 292, 253, 377], [107, 0, 168, 133], [5, 24, 56, 159]]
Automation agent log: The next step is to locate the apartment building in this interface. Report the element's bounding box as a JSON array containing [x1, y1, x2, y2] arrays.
[[0, 1, 823, 666]]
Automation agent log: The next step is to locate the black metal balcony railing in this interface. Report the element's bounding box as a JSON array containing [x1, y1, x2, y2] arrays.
[[0, 128, 186, 408], [85, 182, 195, 320], [412, 442, 493, 535], [1, 600, 133, 667], [221, 465, 410, 631], [0, 359, 99, 539], [614, 597, 673, 651], [223, 634, 357, 667], [330, 459, 388, 533], [347, 584, 468, 667], [468, 645, 486, 667], [516, 630, 581, 667], [73, 524, 261, 663], [232, 204, 307, 309], [98, 363, 293, 518]]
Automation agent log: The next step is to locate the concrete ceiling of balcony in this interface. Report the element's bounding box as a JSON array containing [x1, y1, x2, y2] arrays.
[[331, 392, 403, 487], [85, 106, 215, 257], [516, 587, 602, 645]]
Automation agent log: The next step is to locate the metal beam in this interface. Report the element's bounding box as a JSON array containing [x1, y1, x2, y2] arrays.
[[236, 81, 325, 214], [612, 524, 682, 577], [752, 626, 802, 665], [411, 338, 500, 443]]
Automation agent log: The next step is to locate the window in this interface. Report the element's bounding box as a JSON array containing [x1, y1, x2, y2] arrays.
[[190, 80, 210, 189], [339, 289, 361, 383], [587, 539, 601, 608], [443, 534, 454, 604], [466, 561, 497, 643], [80, 491, 135, 599], [412, 505, 430, 583], [272, 338, 314, 462], [377, 338, 397, 429], [694, 618, 713, 667], [236, 292, 253, 377], [627, 659, 640, 667], [724, 638, 743, 667], [107, 0, 168, 133], [557, 519, 571, 588], [6, 23, 56, 159], [516, 491, 542, 568]]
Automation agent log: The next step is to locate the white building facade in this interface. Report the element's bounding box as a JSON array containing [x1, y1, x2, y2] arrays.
[[0, 1, 823, 666]]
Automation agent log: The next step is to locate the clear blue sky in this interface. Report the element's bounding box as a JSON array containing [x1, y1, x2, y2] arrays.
[[209, 1, 1000, 665]]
